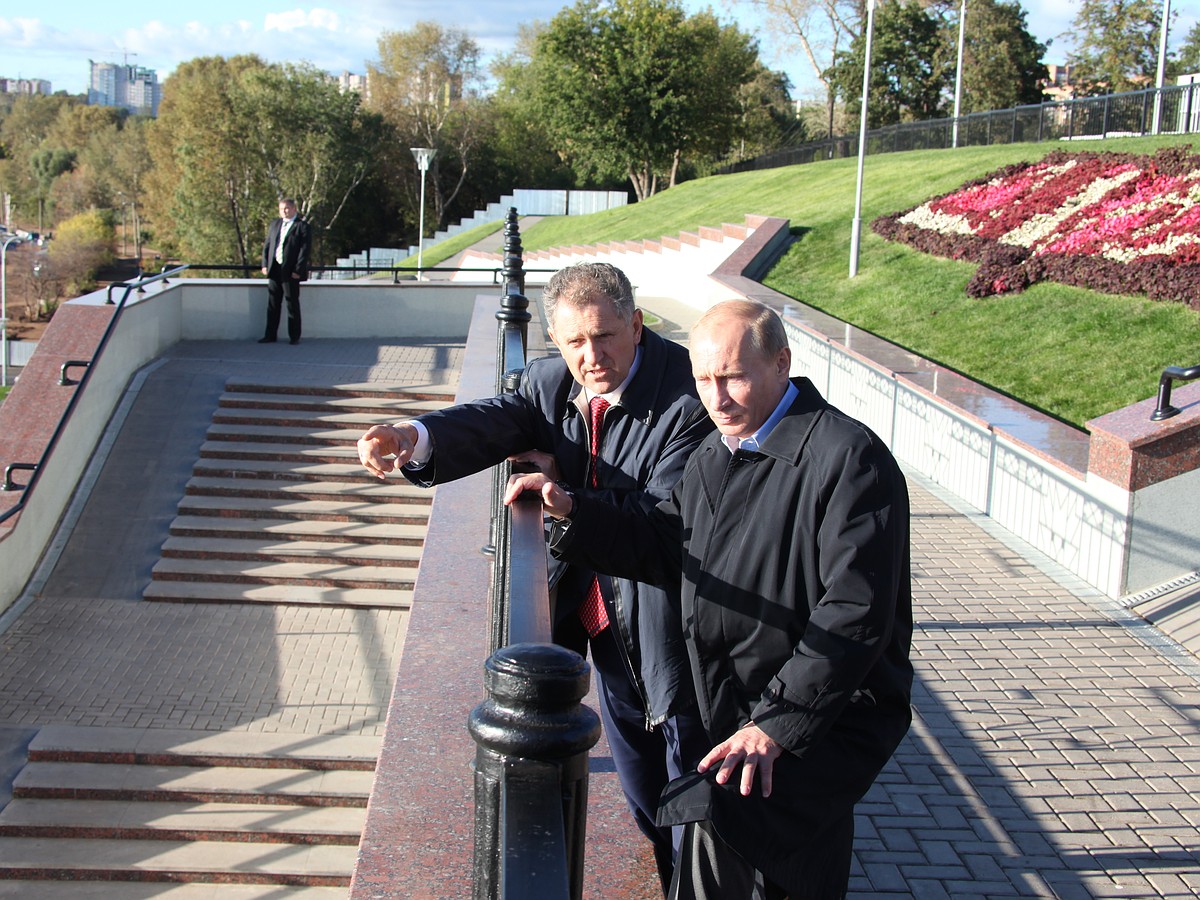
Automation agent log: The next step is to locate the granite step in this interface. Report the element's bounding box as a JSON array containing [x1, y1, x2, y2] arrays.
[[0, 883, 349, 898], [166, 515, 427, 546], [13, 763, 371, 806], [160, 536, 422, 568], [175, 495, 429, 526], [191, 457, 404, 484], [184, 475, 430, 505], [0, 837, 355, 886], [150, 557, 417, 591], [213, 403, 441, 428], [199, 441, 361, 464], [224, 380, 456, 403], [25, 726, 380, 771], [142, 581, 413, 608], [0, 798, 366, 844], [204, 423, 364, 446], [218, 389, 451, 415]]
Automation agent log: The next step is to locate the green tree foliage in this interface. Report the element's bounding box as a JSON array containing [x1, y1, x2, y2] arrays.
[[1066, 0, 1170, 94], [367, 22, 488, 239], [528, 0, 762, 199], [1170, 21, 1200, 77], [147, 56, 380, 267], [829, 0, 951, 128], [46, 208, 114, 298]]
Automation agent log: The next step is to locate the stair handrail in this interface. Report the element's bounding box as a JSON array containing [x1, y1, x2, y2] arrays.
[[1150, 364, 1200, 422]]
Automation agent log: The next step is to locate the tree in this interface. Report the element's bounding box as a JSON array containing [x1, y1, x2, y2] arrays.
[[733, 0, 861, 139], [1066, 0, 1171, 94], [1169, 21, 1200, 77], [928, 0, 1048, 114], [828, 0, 951, 127], [367, 22, 489, 241], [528, 0, 761, 200], [147, 56, 380, 267]]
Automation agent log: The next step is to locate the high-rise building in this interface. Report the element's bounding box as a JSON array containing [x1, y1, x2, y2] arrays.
[[88, 60, 161, 117], [0, 78, 52, 96]]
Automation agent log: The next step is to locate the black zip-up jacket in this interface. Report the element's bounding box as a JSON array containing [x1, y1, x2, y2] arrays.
[[402, 327, 714, 726]]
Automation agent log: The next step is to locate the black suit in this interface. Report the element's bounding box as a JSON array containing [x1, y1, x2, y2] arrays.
[[261, 216, 311, 342]]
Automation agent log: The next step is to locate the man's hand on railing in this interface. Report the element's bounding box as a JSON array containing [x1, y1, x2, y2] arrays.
[[507, 449, 561, 480], [357, 423, 419, 480], [504, 473, 574, 520]]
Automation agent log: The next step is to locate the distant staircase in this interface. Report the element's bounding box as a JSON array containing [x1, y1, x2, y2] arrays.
[[144, 380, 455, 609], [0, 725, 377, 896]]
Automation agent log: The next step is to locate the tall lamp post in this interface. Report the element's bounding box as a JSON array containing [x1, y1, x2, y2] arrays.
[[1, 234, 21, 389], [952, 0, 967, 148], [1151, 0, 1172, 134], [849, 0, 877, 278], [410, 147, 437, 278]]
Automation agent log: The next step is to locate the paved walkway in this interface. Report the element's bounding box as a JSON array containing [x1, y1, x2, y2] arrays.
[[0, 305, 1199, 896]]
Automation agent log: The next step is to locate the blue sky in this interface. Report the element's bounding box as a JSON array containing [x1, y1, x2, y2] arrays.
[[0, 0, 1194, 101]]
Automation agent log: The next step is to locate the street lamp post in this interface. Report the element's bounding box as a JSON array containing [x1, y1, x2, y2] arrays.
[[410, 147, 437, 278], [849, 0, 877, 278], [1, 234, 21, 389], [952, 0, 967, 148], [1152, 0, 1172, 134]]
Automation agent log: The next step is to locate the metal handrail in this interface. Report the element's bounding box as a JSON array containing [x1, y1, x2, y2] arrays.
[[0, 266, 189, 525], [105, 264, 184, 304], [1151, 365, 1200, 421]]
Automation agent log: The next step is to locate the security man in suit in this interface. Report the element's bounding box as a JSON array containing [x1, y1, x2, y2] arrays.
[[259, 197, 311, 344]]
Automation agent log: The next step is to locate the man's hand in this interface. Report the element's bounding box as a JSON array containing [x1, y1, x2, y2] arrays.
[[697, 723, 783, 798], [504, 473, 573, 519], [261, 267, 268, 276], [507, 449, 561, 481], [357, 423, 418, 480]]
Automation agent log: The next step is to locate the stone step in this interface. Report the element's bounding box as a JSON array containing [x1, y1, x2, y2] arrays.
[[150, 556, 417, 590], [217, 391, 451, 420], [161, 536, 422, 568], [0, 837, 355, 886], [175, 495, 429, 525], [204, 423, 363, 446], [142, 580, 413, 608], [13, 761, 373, 807], [0, 883, 349, 898], [26, 726, 380, 771], [184, 475, 430, 505], [225, 380, 456, 403], [167, 515, 427, 547], [199, 441, 361, 464], [0, 798, 366, 844], [191, 457, 401, 484]]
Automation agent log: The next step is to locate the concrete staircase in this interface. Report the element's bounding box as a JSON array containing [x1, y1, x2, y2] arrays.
[[144, 381, 455, 609], [0, 725, 377, 896]]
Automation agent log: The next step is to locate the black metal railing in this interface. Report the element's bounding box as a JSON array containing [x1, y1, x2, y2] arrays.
[[1151, 365, 1200, 422], [722, 81, 1200, 175], [0, 266, 190, 519], [469, 208, 600, 900], [182, 263, 558, 286]]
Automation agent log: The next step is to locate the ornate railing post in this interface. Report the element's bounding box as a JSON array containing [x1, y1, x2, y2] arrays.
[[469, 643, 601, 900]]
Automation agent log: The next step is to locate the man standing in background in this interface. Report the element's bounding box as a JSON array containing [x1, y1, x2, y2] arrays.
[[259, 197, 310, 345]]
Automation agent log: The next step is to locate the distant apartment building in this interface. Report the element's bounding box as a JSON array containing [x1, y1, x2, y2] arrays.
[[88, 60, 162, 117], [0, 78, 52, 96], [1042, 64, 1077, 101], [336, 71, 369, 99]]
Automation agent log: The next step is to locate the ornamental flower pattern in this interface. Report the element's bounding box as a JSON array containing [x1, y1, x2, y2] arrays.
[[871, 147, 1200, 306]]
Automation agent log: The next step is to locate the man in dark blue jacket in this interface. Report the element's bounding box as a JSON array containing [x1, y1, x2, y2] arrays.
[[259, 197, 311, 344], [356, 262, 712, 892]]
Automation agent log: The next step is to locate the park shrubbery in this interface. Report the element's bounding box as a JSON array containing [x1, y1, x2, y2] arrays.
[[872, 145, 1200, 307]]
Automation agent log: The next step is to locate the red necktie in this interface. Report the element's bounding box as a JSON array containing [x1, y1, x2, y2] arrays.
[[578, 396, 610, 637]]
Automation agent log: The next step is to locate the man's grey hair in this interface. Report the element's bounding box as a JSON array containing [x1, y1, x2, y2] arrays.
[[543, 262, 637, 326], [692, 300, 788, 359]]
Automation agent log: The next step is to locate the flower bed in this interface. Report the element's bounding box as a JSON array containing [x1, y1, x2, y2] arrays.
[[871, 146, 1200, 306]]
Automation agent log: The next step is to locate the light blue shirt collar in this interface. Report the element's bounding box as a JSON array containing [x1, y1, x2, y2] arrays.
[[722, 381, 797, 454]]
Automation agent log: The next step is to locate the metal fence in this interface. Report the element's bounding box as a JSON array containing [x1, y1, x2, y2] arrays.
[[721, 82, 1200, 174]]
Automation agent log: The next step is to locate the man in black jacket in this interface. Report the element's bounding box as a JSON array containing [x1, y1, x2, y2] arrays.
[[356, 262, 712, 892], [507, 299, 913, 899], [259, 197, 311, 344]]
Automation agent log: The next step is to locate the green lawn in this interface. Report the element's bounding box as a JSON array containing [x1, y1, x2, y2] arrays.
[[517, 135, 1200, 429]]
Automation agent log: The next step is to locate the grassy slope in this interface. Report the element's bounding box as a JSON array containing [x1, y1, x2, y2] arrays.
[[518, 135, 1200, 429]]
